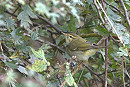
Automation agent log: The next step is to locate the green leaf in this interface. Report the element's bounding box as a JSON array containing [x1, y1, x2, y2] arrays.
[[114, 23, 129, 45], [96, 25, 110, 36], [56, 37, 61, 45], [106, 6, 121, 21], [125, 44, 130, 49], [0, 15, 6, 26], [68, 16, 77, 33], [84, 72, 93, 80], [17, 5, 37, 29], [62, 1, 80, 21], [50, 13, 60, 24], [17, 66, 28, 75], [5, 17, 16, 30], [31, 31, 39, 40], [107, 78, 112, 85], [17, 11, 31, 29], [35, 2, 50, 17], [85, 0, 93, 4], [31, 47, 45, 59], [17, 0, 25, 5], [10, 28, 22, 44], [65, 74, 75, 86], [31, 47, 50, 65], [27, 60, 47, 72], [6, 69, 18, 83], [47, 81, 60, 87], [117, 47, 128, 56], [41, 43, 51, 50], [51, 0, 59, 5], [71, 0, 84, 7], [4, 62, 17, 69]]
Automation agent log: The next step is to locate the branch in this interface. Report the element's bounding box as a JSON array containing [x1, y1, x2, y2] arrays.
[[98, 69, 118, 76], [105, 38, 108, 87], [119, 0, 130, 27], [100, 1, 108, 87], [83, 64, 104, 82], [122, 55, 125, 87], [37, 15, 62, 33], [5, 10, 17, 17]]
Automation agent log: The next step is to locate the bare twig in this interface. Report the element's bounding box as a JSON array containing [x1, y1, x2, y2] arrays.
[[12, 4, 20, 14], [122, 55, 125, 87], [101, 0, 104, 9], [104, 0, 122, 14], [98, 69, 118, 76], [119, 0, 130, 27], [100, 1, 108, 86], [37, 15, 62, 33], [105, 38, 108, 87], [83, 64, 104, 82], [5, 10, 17, 17]]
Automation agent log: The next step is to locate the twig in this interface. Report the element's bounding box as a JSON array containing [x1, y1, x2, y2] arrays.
[[105, 38, 108, 87], [37, 15, 62, 33], [33, 22, 59, 34], [122, 55, 125, 87], [5, 10, 17, 17], [98, 69, 118, 76], [119, 0, 130, 27], [12, 4, 20, 14], [83, 64, 104, 82], [101, 1, 108, 86], [103, 0, 122, 14], [101, 0, 104, 9]]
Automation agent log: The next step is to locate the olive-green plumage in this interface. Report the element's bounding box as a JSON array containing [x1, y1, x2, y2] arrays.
[[63, 33, 103, 60]]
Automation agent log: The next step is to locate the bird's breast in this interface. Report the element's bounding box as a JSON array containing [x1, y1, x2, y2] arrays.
[[67, 48, 100, 60]]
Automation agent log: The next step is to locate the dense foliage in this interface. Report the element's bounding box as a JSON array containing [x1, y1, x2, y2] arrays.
[[0, 0, 129, 87]]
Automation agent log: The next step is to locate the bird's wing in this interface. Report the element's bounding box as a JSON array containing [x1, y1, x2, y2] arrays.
[[67, 38, 98, 51]]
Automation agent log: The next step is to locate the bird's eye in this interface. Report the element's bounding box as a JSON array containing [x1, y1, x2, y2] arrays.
[[69, 35, 73, 38], [92, 43, 98, 46]]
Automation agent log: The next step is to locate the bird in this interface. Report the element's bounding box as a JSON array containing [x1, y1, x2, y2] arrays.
[[62, 32, 104, 61]]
